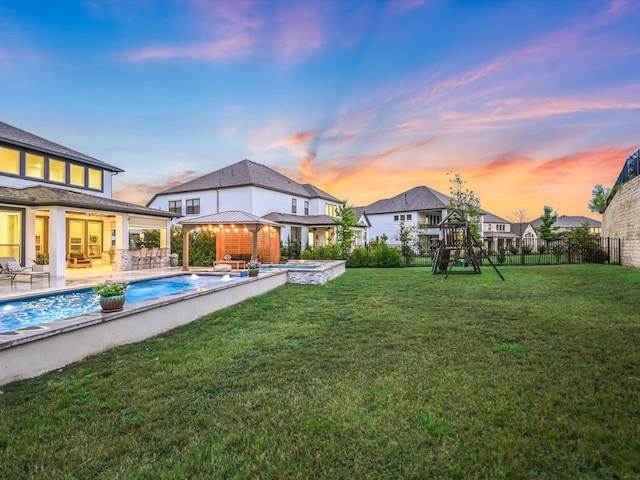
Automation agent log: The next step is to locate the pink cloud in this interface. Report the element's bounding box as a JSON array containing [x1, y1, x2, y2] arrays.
[[127, 34, 255, 61]]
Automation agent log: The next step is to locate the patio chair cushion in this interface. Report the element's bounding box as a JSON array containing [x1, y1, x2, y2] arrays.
[[7, 260, 22, 272]]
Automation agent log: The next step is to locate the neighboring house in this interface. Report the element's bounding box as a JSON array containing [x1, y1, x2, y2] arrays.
[[0, 121, 175, 277], [146, 159, 365, 259], [359, 186, 452, 246], [482, 212, 519, 252], [529, 215, 602, 236]]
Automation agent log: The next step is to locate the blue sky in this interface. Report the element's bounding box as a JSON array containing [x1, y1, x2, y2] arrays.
[[1, 0, 639, 219]]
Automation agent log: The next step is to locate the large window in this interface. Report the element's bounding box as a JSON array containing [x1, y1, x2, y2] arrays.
[[88, 168, 102, 190], [67, 219, 103, 257], [186, 198, 200, 215], [0, 146, 20, 175], [25, 153, 44, 179], [49, 159, 66, 183], [325, 204, 337, 217], [0, 208, 22, 259], [35, 216, 49, 258], [292, 198, 297, 214], [0, 145, 105, 191], [169, 200, 182, 215], [70, 164, 86, 187]]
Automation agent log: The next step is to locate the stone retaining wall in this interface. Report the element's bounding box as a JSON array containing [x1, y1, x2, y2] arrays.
[[602, 176, 640, 268]]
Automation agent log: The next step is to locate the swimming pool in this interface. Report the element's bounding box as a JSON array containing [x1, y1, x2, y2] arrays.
[[0, 274, 235, 334]]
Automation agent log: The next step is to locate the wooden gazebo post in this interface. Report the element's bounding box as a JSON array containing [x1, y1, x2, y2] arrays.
[[182, 225, 195, 271]]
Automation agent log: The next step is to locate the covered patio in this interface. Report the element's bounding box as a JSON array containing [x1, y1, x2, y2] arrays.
[[179, 211, 282, 271]]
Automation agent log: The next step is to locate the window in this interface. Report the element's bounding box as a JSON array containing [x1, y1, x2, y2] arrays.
[[400, 215, 406, 221], [70, 164, 85, 187], [292, 198, 297, 214], [407, 214, 412, 221], [325, 204, 337, 217], [169, 200, 182, 215], [25, 153, 44, 179], [304, 201, 309, 215], [186, 198, 200, 215], [496, 224, 505, 231], [88, 168, 102, 190], [0, 208, 22, 258], [0, 147, 20, 175], [49, 159, 66, 183], [394, 215, 399, 221]]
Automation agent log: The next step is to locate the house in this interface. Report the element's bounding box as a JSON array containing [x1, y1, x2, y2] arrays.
[[359, 186, 452, 247], [529, 215, 602, 236], [146, 159, 365, 261], [482, 213, 519, 252], [0, 121, 175, 277]]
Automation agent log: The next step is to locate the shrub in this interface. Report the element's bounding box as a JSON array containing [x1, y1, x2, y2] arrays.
[[369, 242, 402, 267], [509, 245, 519, 255], [346, 247, 370, 267]]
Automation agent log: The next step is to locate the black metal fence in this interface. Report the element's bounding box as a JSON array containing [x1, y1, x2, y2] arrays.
[[403, 237, 622, 267], [612, 149, 640, 190]]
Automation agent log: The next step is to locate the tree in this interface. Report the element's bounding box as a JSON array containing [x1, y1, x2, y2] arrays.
[[509, 208, 529, 236], [335, 201, 357, 259], [536, 206, 561, 241], [447, 172, 482, 244], [588, 184, 611, 214], [510, 208, 530, 264], [396, 222, 415, 265]]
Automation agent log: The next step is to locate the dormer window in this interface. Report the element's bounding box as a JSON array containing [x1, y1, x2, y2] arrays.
[[26, 153, 44, 179], [0, 147, 20, 175]]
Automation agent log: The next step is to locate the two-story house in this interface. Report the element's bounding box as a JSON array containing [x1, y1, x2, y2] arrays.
[[146, 159, 355, 262], [0, 121, 175, 277], [360, 186, 457, 247], [482, 213, 519, 252]]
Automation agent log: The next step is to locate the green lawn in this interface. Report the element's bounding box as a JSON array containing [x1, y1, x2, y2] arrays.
[[1, 265, 639, 479]]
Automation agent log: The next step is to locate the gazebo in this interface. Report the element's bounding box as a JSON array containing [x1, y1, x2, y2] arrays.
[[178, 210, 282, 271]]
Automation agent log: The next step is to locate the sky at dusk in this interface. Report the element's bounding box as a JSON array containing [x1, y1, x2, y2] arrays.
[[1, 0, 639, 221]]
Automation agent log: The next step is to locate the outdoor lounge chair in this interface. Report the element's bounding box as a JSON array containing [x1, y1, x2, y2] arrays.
[[0, 256, 32, 283], [67, 252, 92, 268]]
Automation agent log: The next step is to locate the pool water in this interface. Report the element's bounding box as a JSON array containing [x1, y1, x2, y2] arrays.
[[0, 275, 233, 334]]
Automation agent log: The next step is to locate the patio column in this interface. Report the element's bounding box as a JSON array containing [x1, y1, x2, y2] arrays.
[[49, 207, 66, 278], [182, 226, 194, 271]]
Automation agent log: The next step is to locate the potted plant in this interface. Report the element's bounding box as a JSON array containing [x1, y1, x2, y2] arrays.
[[32, 253, 50, 273], [93, 279, 129, 312], [246, 258, 261, 277]]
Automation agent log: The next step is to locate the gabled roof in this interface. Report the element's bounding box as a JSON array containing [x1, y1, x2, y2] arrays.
[[0, 121, 123, 172], [0, 185, 175, 218], [361, 186, 451, 214], [301, 183, 341, 203], [179, 210, 282, 226], [483, 212, 510, 223], [150, 159, 339, 203], [530, 215, 601, 228]]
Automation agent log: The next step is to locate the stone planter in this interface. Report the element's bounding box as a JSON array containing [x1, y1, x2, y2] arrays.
[[32, 265, 50, 273], [99, 294, 126, 313], [248, 268, 259, 277]]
